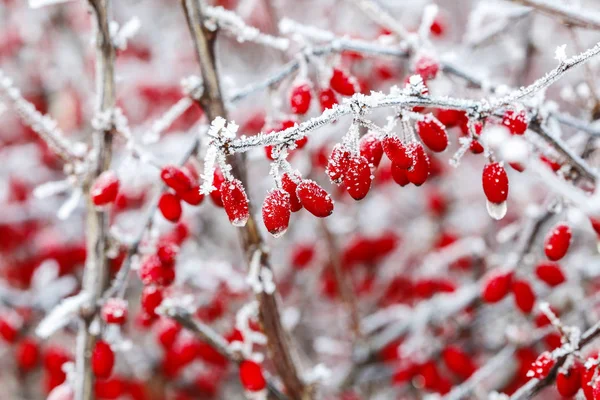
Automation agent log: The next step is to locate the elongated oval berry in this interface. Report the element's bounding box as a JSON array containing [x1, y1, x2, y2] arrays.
[[290, 83, 312, 115], [556, 363, 581, 397], [91, 341, 115, 379], [16, 337, 39, 371], [210, 170, 225, 207], [414, 55, 439, 81], [359, 132, 383, 168], [101, 298, 128, 325], [319, 88, 338, 111], [382, 136, 413, 169], [481, 271, 512, 303], [502, 110, 528, 135], [160, 165, 195, 194], [416, 115, 448, 152], [330, 68, 357, 96], [158, 192, 182, 223], [220, 179, 249, 227], [281, 173, 302, 212], [482, 162, 509, 204], [141, 286, 163, 317], [581, 365, 597, 399], [179, 186, 204, 206], [139, 254, 175, 286], [512, 279, 536, 314], [326, 144, 351, 184], [296, 180, 334, 218], [544, 223, 572, 261], [526, 351, 554, 379], [239, 360, 266, 392], [91, 171, 120, 206], [406, 143, 430, 186], [535, 262, 566, 287], [442, 346, 476, 380], [344, 155, 372, 200], [391, 163, 410, 187], [262, 189, 291, 237]]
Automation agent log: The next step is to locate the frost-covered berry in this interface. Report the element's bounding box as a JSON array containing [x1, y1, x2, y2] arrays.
[[344, 155, 372, 200], [359, 132, 383, 168], [101, 298, 128, 325], [414, 55, 439, 81], [179, 185, 204, 206], [160, 165, 195, 194], [391, 163, 410, 187], [281, 173, 303, 212], [330, 68, 357, 96], [416, 114, 448, 152], [290, 83, 312, 115], [512, 279, 535, 314], [481, 271, 512, 303], [556, 363, 581, 397], [158, 192, 182, 223], [502, 110, 528, 135], [141, 286, 164, 317], [157, 241, 179, 265], [526, 351, 555, 379], [406, 143, 430, 186], [220, 179, 249, 227], [296, 180, 334, 217], [262, 189, 291, 237], [139, 254, 175, 286], [239, 360, 266, 392], [319, 88, 338, 111], [382, 136, 413, 169], [544, 223, 572, 261], [91, 340, 115, 379], [91, 171, 120, 206], [326, 144, 351, 184], [482, 162, 509, 204], [535, 262, 566, 287]]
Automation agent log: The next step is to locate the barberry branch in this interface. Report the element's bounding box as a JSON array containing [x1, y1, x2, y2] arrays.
[[509, 0, 600, 30]]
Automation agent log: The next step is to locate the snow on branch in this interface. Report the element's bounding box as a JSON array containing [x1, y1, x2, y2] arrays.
[[510, 0, 600, 30], [36, 291, 91, 339]]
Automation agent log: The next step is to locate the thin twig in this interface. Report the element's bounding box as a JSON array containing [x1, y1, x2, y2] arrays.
[[510, 0, 600, 30]]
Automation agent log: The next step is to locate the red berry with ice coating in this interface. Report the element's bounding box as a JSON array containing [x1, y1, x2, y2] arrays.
[[290, 83, 312, 115], [158, 192, 182, 223], [157, 241, 179, 265], [239, 360, 266, 392], [326, 144, 351, 184], [262, 189, 291, 237], [535, 262, 566, 287], [482, 162, 509, 204], [556, 362, 581, 397], [139, 254, 175, 286], [544, 223, 572, 261], [414, 55, 439, 81], [416, 114, 448, 152], [91, 171, 120, 206], [482, 271, 512, 303], [220, 179, 250, 227], [101, 298, 128, 325], [382, 136, 412, 169], [91, 340, 115, 379], [344, 155, 372, 200], [281, 173, 303, 212], [141, 286, 164, 317], [330, 68, 357, 96], [526, 351, 555, 379], [391, 163, 410, 187], [319, 88, 338, 111], [160, 165, 195, 194], [406, 143, 430, 186], [359, 132, 383, 168], [296, 180, 334, 218], [512, 279, 536, 314], [502, 110, 528, 135]]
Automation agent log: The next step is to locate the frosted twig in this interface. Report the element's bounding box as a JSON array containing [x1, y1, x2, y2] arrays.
[[510, 0, 600, 30], [36, 292, 91, 339], [346, 0, 411, 41]]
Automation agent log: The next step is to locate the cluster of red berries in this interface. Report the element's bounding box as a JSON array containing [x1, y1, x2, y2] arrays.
[[158, 164, 204, 223]]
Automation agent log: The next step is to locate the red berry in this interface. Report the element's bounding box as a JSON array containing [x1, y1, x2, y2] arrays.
[[16, 337, 39, 371], [156, 318, 181, 349], [509, 162, 525, 172], [101, 298, 128, 325], [290, 83, 312, 115], [442, 346, 476, 380], [391, 163, 410, 187], [344, 155, 372, 200], [179, 186, 204, 206], [544, 223, 572, 261], [91, 171, 120, 206], [414, 55, 439, 81], [281, 173, 303, 212], [296, 180, 334, 218], [436, 109, 466, 127], [319, 88, 338, 111], [556, 363, 582, 397], [382, 136, 412, 168], [502, 110, 528, 135], [239, 360, 266, 392], [512, 279, 536, 314], [139, 254, 175, 286], [158, 192, 182, 223], [482, 162, 509, 204], [160, 165, 195, 194], [430, 17, 446, 37], [291, 244, 314, 269], [416, 114, 448, 152], [590, 216, 600, 237], [330, 68, 357, 96], [359, 132, 383, 168], [0, 316, 19, 343], [526, 351, 555, 379], [141, 286, 163, 317], [326, 144, 351, 184], [581, 365, 598, 400], [262, 188, 291, 237], [91, 340, 115, 379], [295, 135, 308, 149], [210, 169, 225, 207], [482, 271, 512, 303], [220, 179, 250, 227], [535, 262, 566, 287], [157, 241, 179, 265], [406, 143, 430, 186]]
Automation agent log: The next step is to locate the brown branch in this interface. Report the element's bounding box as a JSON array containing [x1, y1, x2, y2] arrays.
[[179, 1, 308, 398]]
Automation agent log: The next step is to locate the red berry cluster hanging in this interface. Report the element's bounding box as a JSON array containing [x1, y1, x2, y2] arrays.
[[158, 164, 204, 223]]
